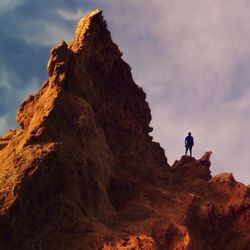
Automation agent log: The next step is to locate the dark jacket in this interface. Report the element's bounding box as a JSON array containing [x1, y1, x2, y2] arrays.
[[185, 135, 194, 147]]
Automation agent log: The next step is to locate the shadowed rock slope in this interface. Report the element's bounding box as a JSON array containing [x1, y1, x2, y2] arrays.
[[0, 9, 249, 250]]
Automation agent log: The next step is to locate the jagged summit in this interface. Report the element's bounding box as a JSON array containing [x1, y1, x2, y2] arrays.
[[70, 8, 120, 55], [0, 9, 249, 250]]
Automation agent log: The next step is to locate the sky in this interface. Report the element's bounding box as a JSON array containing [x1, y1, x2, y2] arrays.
[[1, 0, 250, 184]]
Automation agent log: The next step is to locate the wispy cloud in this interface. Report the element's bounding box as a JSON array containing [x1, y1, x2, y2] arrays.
[[0, 64, 17, 91], [0, 0, 26, 14], [19, 20, 73, 46], [57, 8, 89, 21], [0, 61, 39, 133], [0, 115, 9, 133]]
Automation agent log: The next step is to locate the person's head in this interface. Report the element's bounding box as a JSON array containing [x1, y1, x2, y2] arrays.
[[188, 132, 191, 136]]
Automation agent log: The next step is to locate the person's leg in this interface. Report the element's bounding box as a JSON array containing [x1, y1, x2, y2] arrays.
[[185, 147, 188, 155], [190, 147, 192, 157]]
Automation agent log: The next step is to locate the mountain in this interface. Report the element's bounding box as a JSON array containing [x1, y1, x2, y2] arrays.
[[0, 9, 249, 250]]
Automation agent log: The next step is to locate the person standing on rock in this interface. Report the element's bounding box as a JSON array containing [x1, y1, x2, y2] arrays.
[[185, 132, 194, 157]]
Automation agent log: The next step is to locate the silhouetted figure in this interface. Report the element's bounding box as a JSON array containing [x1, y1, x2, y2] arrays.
[[185, 132, 194, 157]]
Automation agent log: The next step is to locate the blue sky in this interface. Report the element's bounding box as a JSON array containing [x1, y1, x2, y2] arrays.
[[1, 0, 250, 184]]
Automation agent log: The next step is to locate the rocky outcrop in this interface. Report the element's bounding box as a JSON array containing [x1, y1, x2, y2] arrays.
[[0, 9, 249, 250], [172, 151, 212, 180]]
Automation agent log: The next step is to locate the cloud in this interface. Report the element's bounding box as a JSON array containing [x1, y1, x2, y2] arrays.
[[0, 115, 9, 133], [19, 20, 73, 46], [0, 0, 25, 13], [0, 61, 39, 133], [0, 2, 77, 47], [57, 8, 89, 21], [0, 63, 17, 91]]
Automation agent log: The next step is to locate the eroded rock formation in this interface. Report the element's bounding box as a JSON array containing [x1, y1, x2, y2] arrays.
[[0, 9, 249, 250]]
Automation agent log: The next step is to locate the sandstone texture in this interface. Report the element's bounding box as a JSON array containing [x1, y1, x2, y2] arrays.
[[0, 9, 249, 250]]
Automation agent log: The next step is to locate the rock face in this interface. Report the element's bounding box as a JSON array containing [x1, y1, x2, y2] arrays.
[[0, 9, 249, 250]]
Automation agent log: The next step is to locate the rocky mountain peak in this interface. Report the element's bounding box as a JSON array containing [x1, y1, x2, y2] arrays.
[[0, 9, 249, 250]]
